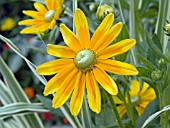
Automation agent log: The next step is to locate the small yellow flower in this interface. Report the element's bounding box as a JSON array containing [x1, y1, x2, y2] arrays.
[[36, 9, 138, 116], [1, 18, 16, 31], [18, 0, 64, 34], [113, 80, 156, 118]]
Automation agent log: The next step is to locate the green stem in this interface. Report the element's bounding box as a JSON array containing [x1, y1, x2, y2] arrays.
[[126, 89, 135, 126], [107, 93, 124, 128], [158, 82, 163, 127], [80, 94, 92, 128], [118, 0, 125, 24], [73, 0, 77, 33]]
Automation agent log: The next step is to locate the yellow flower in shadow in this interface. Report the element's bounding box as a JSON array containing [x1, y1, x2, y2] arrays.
[[36, 9, 138, 116], [18, 0, 64, 34], [1, 18, 16, 31], [113, 80, 156, 118]]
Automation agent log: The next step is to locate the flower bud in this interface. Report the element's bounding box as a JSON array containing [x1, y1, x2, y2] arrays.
[[89, 3, 98, 12], [151, 69, 163, 81], [164, 20, 170, 36], [157, 58, 166, 65], [96, 4, 114, 20]]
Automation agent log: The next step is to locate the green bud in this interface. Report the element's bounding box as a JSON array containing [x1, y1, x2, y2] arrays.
[[157, 58, 166, 65], [151, 69, 163, 81], [89, 3, 98, 12], [164, 20, 170, 36], [96, 4, 114, 20]]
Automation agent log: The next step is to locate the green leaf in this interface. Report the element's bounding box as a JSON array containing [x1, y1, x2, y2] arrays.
[[95, 108, 116, 127], [145, 30, 169, 62], [0, 103, 49, 120], [142, 104, 170, 128], [0, 56, 44, 128], [136, 66, 151, 77], [138, 54, 156, 70]]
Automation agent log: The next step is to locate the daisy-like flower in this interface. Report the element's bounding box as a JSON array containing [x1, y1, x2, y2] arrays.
[[113, 80, 156, 118], [18, 0, 64, 34], [36, 9, 138, 116], [1, 18, 16, 31]]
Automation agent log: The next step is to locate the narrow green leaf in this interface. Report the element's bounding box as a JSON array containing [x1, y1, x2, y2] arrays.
[[145, 30, 169, 62], [0, 103, 49, 119], [137, 54, 156, 70], [142, 105, 170, 128], [0, 56, 44, 128], [136, 66, 151, 78], [0, 80, 15, 104]]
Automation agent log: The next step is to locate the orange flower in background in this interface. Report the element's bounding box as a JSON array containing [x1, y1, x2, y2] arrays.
[[36, 9, 138, 116], [1, 18, 16, 31], [18, 0, 64, 34], [113, 80, 156, 118], [24, 87, 35, 99]]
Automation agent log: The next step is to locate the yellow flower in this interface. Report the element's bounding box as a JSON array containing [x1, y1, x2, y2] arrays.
[[36, 9, 138, 116], [113, 80, 156, 118], [1, 18, 16, 31], [18, 0, 64, 34]]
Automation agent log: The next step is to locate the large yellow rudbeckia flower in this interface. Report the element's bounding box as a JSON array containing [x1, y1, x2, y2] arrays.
[[18, 0, 64, 34], [113, 80, 156, 118], [36, 9, 138, 116]]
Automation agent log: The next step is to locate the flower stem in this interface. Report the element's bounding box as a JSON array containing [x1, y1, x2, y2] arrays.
[[158, 82, 163, 127], [107, 93, 124, 128], [73, 0, 77, 33]]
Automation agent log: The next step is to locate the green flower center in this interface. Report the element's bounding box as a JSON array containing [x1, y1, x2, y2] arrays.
[[74, 50, 96, 72], [45, 10, 55, 22], [131, 96, 141, 105]]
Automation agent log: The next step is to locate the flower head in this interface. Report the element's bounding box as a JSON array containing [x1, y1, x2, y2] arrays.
[[18, 0, 64, 34], [1, 18, 16, 31], [36, 9, 138, 116], [113, 80, 156, 118]]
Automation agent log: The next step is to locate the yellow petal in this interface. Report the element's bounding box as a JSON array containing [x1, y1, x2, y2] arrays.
[[93, 66, 118, 95], [34, 2, 47, 14], [23, 10, 44, 19], [97, 59, 138, 75], [47, 44, 76, 58], [90, 13, 114, 49], [140, 82, 149, 95], [60, 24, 82, 52], [54, 7, 62, 20], [129, 80, 140, 96], [43, 64, 75, 96], [74, 9, 90, 49], [36, 59, 73, 75], [52, 68, 78, 108], [98, 39, 136, 59], [117, 105, 126, 118], [93, 22, 123, 53], [45, 0, 61, 10], [135, 105, 144, 116], [18, 19, 43, 26], [140, 88, 156, 102], [86, 70, 101, 113], [70, 72, 85, 116], [113, 96, 124, 104], [19, 22, 50, 34]]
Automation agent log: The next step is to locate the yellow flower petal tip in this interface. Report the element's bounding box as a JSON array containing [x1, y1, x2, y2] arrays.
[[36, 8, 138, 115]]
